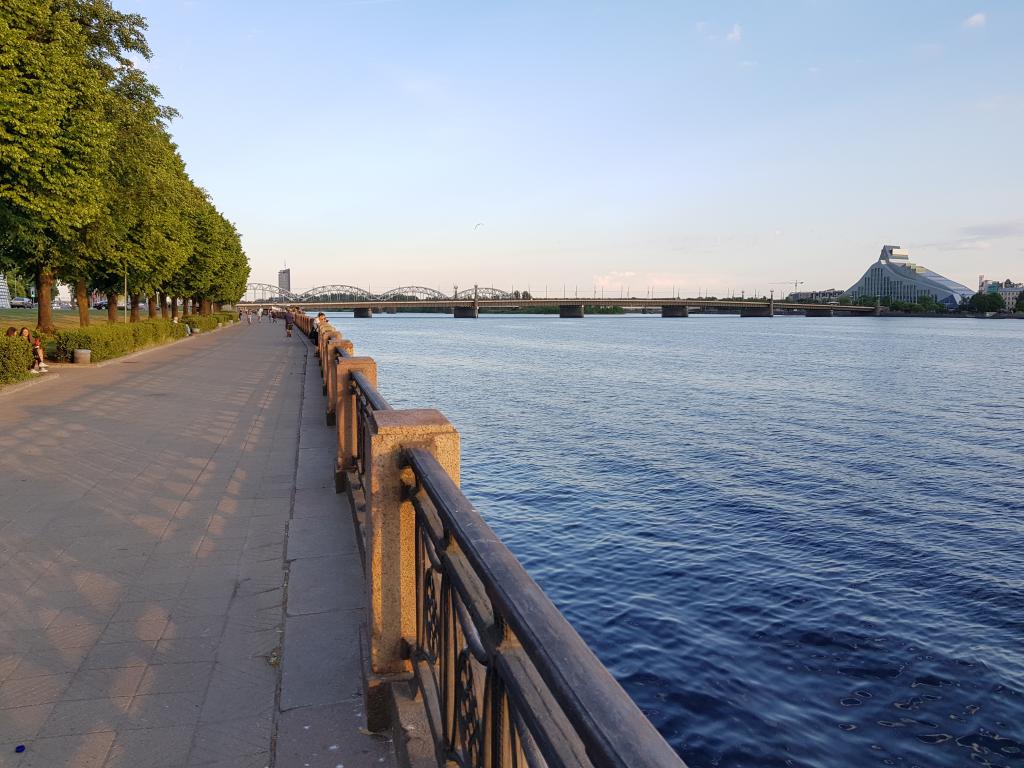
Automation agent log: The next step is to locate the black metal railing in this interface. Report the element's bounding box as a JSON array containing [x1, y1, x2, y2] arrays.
[[351, 370, 392, 476], [315, 313, 686, 768], [403, 447, 685, 768]]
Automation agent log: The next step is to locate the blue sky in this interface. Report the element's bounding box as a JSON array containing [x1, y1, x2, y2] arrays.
[[124, 1, 1023, 296]]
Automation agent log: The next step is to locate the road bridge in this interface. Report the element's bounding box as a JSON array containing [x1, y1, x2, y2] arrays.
[[239, 286, 878, 318]]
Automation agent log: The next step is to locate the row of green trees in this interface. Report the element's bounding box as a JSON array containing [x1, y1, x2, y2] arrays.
[[847, 292, 1024, 313], [0, 0, 248, 332], [966, 291, 1024, 313]]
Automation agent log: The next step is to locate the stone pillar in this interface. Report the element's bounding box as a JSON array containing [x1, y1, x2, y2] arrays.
[[363, 409, 459, 680], [325, 337, 355, 426], [335, 356, 378, 482], [661, 305, 689, 317], [559, 304, 585, 318], [319, 327, 339, 393], [354, 308, 373, 319], [740, 305, 772, 317], [453, 305, 479, 318], [320, 328, 340, 393], [805, 308, 834, 317], [318, 324, 334, 364]]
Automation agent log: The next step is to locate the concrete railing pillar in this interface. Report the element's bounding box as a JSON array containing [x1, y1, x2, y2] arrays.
[[325, 337, 354, 426], [363, 409, 460, 676], [321, 328, 341, 393], [334, 357, 378, 484], [319, 323, 337, 364]]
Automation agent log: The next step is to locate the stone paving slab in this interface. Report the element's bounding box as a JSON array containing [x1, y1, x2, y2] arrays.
[[0, 322, 396, 768]]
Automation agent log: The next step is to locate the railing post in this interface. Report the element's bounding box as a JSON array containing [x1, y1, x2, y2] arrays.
[[363, 409, 459, 725], [319, 323, 335, 365], [334, 357, 377, 486], [321, 328, 340, 394], [325, 337, 354, 426]]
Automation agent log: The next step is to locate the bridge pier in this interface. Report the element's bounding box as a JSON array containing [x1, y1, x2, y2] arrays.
[[453, 305, 479, 318], [559, 304, 585, 318], [354, 308, 373, 319], [805, 308, 834, 317], [661, 305, 689, 318], [740, 306, 772, 317]]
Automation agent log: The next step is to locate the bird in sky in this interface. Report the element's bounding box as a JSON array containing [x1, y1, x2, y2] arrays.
[[473, 222, 484, 230]]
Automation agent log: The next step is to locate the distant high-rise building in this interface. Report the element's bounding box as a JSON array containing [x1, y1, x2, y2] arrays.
[[844, 245, 973, 309], [0, 273, 10, 309], [278, 268, 291, 295]]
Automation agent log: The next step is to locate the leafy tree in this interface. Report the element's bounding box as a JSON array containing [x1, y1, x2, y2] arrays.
[[0, 0, 118, 330], [1016, 293, 1024, 312], [967, 292, 1005, 313], [1, 0, 248, 328]]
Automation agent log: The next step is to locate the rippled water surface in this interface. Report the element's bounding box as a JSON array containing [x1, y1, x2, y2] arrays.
[[328, 313, 1024, 768]]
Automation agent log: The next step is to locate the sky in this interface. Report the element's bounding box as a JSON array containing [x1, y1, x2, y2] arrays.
[[122, 0, 1024, 297]]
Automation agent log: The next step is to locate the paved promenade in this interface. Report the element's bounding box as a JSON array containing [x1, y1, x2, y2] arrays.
[[0, 323, 393, 767]]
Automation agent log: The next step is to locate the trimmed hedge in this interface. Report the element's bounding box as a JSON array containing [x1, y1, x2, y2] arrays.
[[0, 336, 34, 385], [183, 315, 220, 332], [53, 320, 187, 363], [178, 313, 237, 332]]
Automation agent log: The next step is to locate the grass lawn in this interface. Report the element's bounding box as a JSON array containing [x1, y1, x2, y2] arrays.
[[0, 309, 112, 331]]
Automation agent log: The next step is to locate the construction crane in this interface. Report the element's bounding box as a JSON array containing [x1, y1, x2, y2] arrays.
[[771, 280, 804, 297]]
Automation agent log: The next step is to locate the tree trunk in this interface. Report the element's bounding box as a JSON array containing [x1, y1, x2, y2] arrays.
[[201, 298, 212, 316], [160, 294, 169, 319], [107, 291, 119, 323], [130, 293, 141, 323], [75, 278, 90, 327], [35, 265, 55, 333], [171, 295, 179, 319], [147, 294, 157, 319], [183, 297, 190, 316]]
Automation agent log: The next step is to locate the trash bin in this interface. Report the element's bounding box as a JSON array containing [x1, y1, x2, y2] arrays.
[[73, 349, 91, 364]]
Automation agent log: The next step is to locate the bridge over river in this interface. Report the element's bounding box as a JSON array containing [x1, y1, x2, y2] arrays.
[[240, 283, 876, 318]]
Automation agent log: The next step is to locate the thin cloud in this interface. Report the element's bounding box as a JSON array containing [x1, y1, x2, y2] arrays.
[[916, 220, 1024, 251], [727, 24, 743, 42], [963, 12, 986, 28]]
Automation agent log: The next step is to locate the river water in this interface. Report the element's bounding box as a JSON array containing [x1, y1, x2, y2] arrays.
[[326, 312, 1023, 768]]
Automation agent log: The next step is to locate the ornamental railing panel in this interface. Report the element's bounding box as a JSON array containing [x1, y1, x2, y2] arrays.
[[308, 314, 686, 768]]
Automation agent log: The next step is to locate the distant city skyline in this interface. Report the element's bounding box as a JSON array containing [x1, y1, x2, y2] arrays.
[[123, 1, 1023, 295]]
